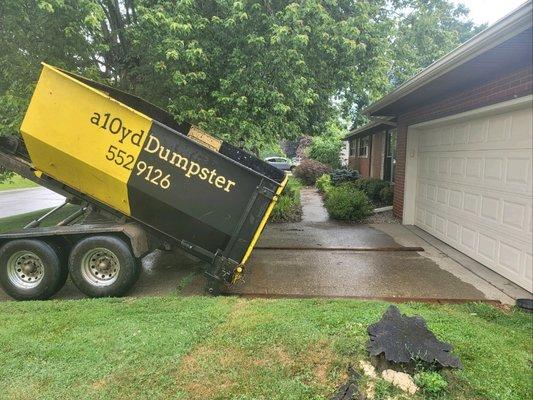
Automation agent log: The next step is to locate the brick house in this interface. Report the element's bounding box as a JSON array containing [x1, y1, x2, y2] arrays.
[[345, 118, 397, 182], [349, 1, 532, 290]]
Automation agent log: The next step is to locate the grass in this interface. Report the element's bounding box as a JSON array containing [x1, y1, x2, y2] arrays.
[[0, 298, 530, 400], [0, 174, 38, 191], [0, 205, 79, 233], [270, 177, 302, 223]]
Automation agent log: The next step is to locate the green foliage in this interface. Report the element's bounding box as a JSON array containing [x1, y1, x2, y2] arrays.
[[259, 142, 285, 159], [0, 174, 37, 191], [315, 173, 332, 194], [331, 168, 360, 186], [0, 0, 483, 151], [293, 159, 330, 186], [324, 185, 373, 222], [353, 178, 391, 205], [0, 297, 530, 399], [379, 185, 394, 206], [415, 371, 448, 396], [389, 0, 486, 86], [307, 134, 343, 168], [270, 177, 301, 223], [374, 378, 397, 400]]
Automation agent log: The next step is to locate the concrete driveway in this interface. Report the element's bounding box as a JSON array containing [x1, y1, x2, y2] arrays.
[[0, 188, 526, 303], [0, 187, 65, 218]]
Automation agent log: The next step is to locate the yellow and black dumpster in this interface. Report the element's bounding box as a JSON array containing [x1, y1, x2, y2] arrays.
[[0, 64, 287, 300]]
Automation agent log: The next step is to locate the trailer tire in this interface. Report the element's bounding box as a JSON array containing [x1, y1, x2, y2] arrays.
[[0, 239, 67, 300], [69, 236, 140, 298]]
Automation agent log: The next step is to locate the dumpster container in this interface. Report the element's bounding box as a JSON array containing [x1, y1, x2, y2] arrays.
[[0, 64, 287, 300]]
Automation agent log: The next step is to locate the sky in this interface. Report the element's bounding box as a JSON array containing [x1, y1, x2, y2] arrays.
[[453, 0, 527, 25]]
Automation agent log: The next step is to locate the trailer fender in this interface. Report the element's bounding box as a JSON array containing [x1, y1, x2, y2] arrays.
[[120, 224, 150, 258]]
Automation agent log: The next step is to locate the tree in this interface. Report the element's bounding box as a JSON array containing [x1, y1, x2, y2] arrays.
[[388, 0, 485, 86], [0, 0, 483, 175]]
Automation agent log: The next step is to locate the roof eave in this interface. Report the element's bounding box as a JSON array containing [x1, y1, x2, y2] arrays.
[[344, 119, 396, 140], [364, 1, 533, 116]]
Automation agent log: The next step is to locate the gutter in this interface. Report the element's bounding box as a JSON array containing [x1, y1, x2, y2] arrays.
[[365, 0, 533, 116]]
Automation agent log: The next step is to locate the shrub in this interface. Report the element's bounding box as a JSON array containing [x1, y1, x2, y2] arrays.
[[330, 168, 360, 186], [353, 178, 391, 205], [414, 371, 448, 396], [308, 135, 343, 168], [270, 178, 302, 222], [315, 174, 332, 194], [380, 186, 394, 205], [324, 185, 373, 222], [293, 159, 331, 186]]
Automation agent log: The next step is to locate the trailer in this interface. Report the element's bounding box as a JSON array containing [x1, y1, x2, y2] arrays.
[[0, 64, 287, 300]]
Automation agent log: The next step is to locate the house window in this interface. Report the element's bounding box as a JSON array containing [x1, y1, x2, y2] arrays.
[[349, 138, 357, 156], [357, 136, 369, 158]]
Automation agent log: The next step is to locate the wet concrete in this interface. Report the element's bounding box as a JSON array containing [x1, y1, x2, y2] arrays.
[[300, 187, 329, 223], [0, 188, 510, 302], [257, 187, 400, 249], [0, 187, 65, 218], [190, 189, 489, 301], [224, 250, 487, 300]]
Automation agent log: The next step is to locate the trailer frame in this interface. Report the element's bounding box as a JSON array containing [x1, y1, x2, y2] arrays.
[[0, 136, 241, 295]]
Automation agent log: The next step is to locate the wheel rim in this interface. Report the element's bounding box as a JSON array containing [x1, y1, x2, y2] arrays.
[[80, 247, 120, 287], [7, 251, 45, 289]]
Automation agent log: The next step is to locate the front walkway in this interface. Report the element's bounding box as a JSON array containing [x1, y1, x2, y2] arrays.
[[223, 188, 519, 303]]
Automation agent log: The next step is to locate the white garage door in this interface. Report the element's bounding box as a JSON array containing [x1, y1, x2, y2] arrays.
[[414, 103, 532, 291]]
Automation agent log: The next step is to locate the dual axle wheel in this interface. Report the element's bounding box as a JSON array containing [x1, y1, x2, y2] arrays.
[[0, 236, 140, 300]]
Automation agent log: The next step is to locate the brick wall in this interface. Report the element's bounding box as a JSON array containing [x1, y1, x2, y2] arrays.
[[359, 157, 370, 177], [348, 155, 370, 177], [392, 66, 533, 218]]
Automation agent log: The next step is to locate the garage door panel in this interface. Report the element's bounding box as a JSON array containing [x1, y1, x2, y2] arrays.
[[418, 150, 532, 195], [415, 204, 531, 289], [419, 108, 532, 152], [417, 197, 531, 246], [415, 105, 532, 291]]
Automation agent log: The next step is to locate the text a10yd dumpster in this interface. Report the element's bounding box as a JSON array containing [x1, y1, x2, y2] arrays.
[[0, 64, 287, 300]]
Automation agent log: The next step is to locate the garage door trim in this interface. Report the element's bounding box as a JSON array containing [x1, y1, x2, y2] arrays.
[[403, 95, 532, 291]]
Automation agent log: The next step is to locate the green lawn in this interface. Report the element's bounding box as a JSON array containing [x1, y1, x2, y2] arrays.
[[0, 210, 530, 400], [0, 298, 530, 400], [0, 174, 38, 191], [0, 205, 79, 233]]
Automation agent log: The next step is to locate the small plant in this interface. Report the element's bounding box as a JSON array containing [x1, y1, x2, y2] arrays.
[[324, 185, 373, 222], [379, 186, 393, 205], [315, 174, 332, 194], [353, 178, 391, 205], [293, 159, 331, 186], [414, 371, 448, 396], [373, 378, 397, 400], [330, 168, 360, 186], [270, 178, 302, 222], [307, 135, 343, 169]]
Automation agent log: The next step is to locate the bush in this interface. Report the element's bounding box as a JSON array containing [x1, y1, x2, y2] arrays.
[[353, 178, 391, 205], [315, 174, 332, 194], [380, 186, 394, 205], [330, 168, 360, 186], [324, 185, 373, 222], [270, 178, 302, 222], [293, 159, 331, 186], [414, 371, 448, 396], [307, 135, 343, 169]]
